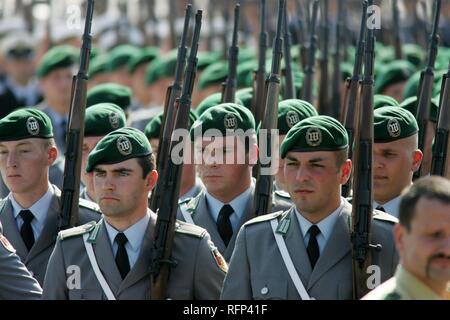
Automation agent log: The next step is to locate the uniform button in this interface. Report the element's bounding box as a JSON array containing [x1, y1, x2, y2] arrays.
[[261, 287, 269, 295]]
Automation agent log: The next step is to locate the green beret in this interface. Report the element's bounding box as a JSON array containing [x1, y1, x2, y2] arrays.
[[235, 87, 253, 110], [403, 69, 446, 100], [374, 106, 418, 143], [195, 92, 243, 116], [198, 61, 228, 89], [374, 94, 399, 110], [375, 60, 416, 94], [145, 50, 178, 84], [190, 103, 255, 140], [402, 44, 425, 67], [86, 83, 132, 111], [89, 54, 109, 78], [0, 108, 53, 141], [278, 99, 318, 135], [340, 62, 354, 81], [36, 45, 78, 78], [236, 59, 257, 88], [197, 51, 222, 71], [128, 46, 159, 73], [280, 115, 348, 158], [399, 96, 440, 123], [144, 109, 198, 140], [107, 44, 141, 72], [238, 47, 257, 62], [86, 127, 152, 172], [84, 103, 126, 137]]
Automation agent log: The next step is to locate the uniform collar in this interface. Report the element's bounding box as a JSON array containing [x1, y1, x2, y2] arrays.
[[395, 265, 444, 300], [10, 183, 54, 225], [374, 195, 402, 218]]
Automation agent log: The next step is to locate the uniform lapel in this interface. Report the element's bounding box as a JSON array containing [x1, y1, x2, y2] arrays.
[[94, 221, 122, 294], [307, 203, 352, 290], [0, 199, 28, 259], [283, 208, 312, 285]]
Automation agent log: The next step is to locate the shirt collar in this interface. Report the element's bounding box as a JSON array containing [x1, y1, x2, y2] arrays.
[[104, 211, 150, 253], [374, 195, 402, 218], [205, 186, 252, 223], [10, 184, 54, 224], [43, 106, 68, 126], [295, 197, 345, 242], [395, 265, 444, 300]]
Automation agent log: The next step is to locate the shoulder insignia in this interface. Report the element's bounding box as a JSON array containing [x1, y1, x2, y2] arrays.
[[183, 193, 202, 215], [373, 211, 399, 224], [208, 241, 228, 273], [58, 221, 97, 241], [384, 291, 401, 300], [0, 234, 16, 253], [244, 210, 285, 227], [87, 221, 102, 243], [274, 190, 291, 199], [79, 198, 102, 213], [178, 197, 193, 206], [175, 220, 206, 238], [276, 211, 292, 235]]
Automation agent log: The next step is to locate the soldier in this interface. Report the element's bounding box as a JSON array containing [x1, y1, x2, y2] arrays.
[[105, 45, 141, 89], [374, 60, 416, 102], [36, 45, 78, 153], [221, 116, 398, 299], [373, 107, 423, 217], [80, 103, 127, 202], [144, 110, 204, 201], [0, 228, 42, 300], [178, 103, 292, 262], [86, 83, 133, 117], [43, 127, 226, 299], [0, 109, 101, 285], [363, 176, 450, 300]]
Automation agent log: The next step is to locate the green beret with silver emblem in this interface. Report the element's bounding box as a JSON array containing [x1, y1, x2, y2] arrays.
[[278, 99, 318, 135], [374, 106, 418, 143], [190, 103, 255, 140], [195, 92, 243, 117], [375, 60, 416, 94], [0, 108, 53, 141], [280, 115, 348, 158], [374, 94, 399, 110], [144, 110, 198, 140], [86, 83, 132, 111], [84, 103, 127, 137], [86, 127, 152, 172], [36, 45, 78, 78]]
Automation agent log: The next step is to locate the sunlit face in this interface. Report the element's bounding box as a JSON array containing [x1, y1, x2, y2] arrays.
[[284, 151, 351, 218], [81, 136, 104, 199], [0, 138, 56, 195], [40, 67, 74, 109], [93, 158, 157, 218], [395, 197, 450, 291], [373, 136, 422, 204], [275, 134, 287, 191]]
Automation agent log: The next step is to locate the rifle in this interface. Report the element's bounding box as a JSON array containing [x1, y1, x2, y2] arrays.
[[282, 2, 296, 100], [294, 0, 307, 69], [341, 0, 368, 198], [206, 0, 216, 51], [430, 62, 450, 177], [318, 0, 330, 116], [149, 4, 192, 212], [252, 0, 268, 127], [351, 0, 381, 299], [222, 4, 240, 103], [59, 0, 95, 231], [392, 0, 403, 60], [150, 10, 202, 300], [414, 0, 441, 179], [253, 0, 285, 217], [301, 0, 319, 103], [168, 0, 177, 49], [331, 0, 343, 121]]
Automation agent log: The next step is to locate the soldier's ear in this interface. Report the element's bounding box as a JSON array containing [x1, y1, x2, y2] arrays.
[[411, 149, 423, 172], [47, 146, 58, 165], [393, 223, 405, 254], [146, 170, 158, 191]]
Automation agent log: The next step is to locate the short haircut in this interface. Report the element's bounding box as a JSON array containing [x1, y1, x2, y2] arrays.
[[399, 176, 450, 230], [42, 138, 56, 150], [136, 154, 156, 179], [335, 147, 349, 168]]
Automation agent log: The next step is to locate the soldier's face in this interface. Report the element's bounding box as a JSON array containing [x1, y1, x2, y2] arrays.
[[93, 159, 157, 219], [373, 137, 422, 203], [284, 151, 351, 222], [394, 198, 450, 292], [274, 135, 287, 191], [381, 81, 406, 102], [0, 139, 56, 195], [40, 67, 74, 107], [81, 136, 104, 197]]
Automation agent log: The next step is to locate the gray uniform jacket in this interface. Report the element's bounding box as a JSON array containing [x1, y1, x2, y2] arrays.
[[0, 226, 42, 299], [0, 186, 101, 285], [178, 187, 293, 262], [220, 201, 399, 300], [42, 211, 227, 300]]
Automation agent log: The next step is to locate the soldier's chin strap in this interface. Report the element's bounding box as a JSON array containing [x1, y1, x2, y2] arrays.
[[270, 219, 313, 300], [83, 233, 116, 300]]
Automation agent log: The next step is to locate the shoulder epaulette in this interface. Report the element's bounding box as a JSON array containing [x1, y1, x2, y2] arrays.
[[274, 190, 291, 199], [244, 210, 285, 227], [58, 221, 97, 241], [373, 210, 399, 224], [181, 193, 202, 216], [175, 220, 206, 238], [178, 197, 193, 206], [79, 198, 102, 213]]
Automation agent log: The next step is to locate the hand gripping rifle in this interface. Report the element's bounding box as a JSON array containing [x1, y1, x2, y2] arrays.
[[253, 0, 285, 217], [150, 10, 202, 300], [149, 4, 192, 212], [59, 0, 95, 231], [222, 4, 240, 103]]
